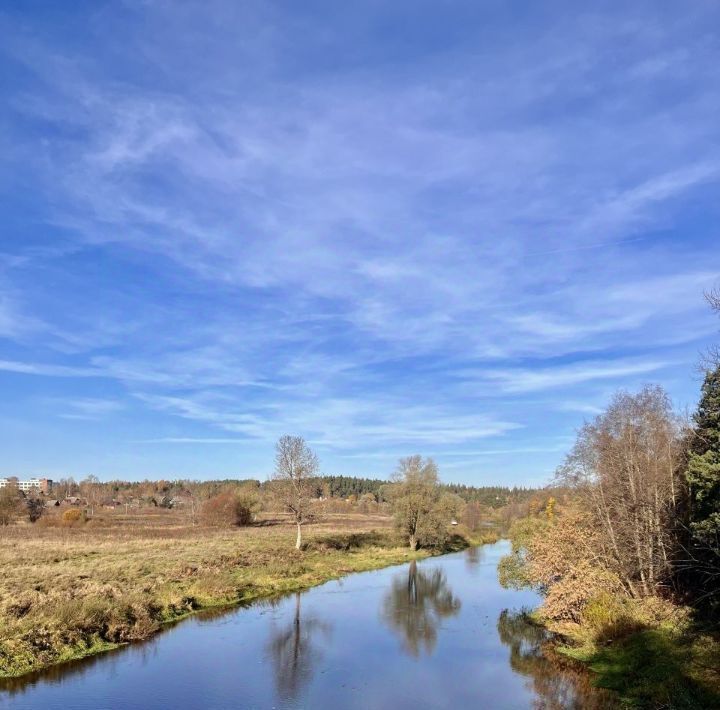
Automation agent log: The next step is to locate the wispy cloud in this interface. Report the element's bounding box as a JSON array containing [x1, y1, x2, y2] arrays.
[[474, 359, 675, 394], [554, 401, 606, 416], [134, 391, 522, 450], [0, 360, 102, 378], [137, 437, 249, 444], [58, 398, 124, 420]]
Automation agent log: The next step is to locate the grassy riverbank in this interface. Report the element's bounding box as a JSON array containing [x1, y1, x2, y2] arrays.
[[537, 612, 720, 708], [0, 511, 488, 679]]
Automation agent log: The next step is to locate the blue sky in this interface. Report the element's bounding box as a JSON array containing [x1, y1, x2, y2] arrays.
[[1, 1, 719, 486]]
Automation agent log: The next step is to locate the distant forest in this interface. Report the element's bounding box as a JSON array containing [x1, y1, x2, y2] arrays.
[[308, 476, 538, 508], [90, 475, 538, 508]]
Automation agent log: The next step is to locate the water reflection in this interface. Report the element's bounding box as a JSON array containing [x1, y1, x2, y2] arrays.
[[381, 560, 461, 656], [266, 592, 331, 702], [0, 543, 619, 710], [464, 545, 484, 573], [497, 610, 616, 709]]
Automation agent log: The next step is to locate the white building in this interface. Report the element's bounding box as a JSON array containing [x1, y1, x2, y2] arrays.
[[0, 477, 53, 493]]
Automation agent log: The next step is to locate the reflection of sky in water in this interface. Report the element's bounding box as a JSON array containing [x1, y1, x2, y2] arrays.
[[0, 541, 614, 710]]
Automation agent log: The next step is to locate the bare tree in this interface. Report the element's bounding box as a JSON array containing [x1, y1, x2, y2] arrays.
[[272, 435, 319, 549], [704, 285, 720, 367], [556, 385, 682, 597], [0, 487, 21, 526], [80, 475, 101, 518], [706, 285, 720, 312], [54, 476, 78, 500], [187, 488, 199, 526]]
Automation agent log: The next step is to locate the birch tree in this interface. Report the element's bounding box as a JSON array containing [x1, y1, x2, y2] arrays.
[[556, 385, 682, 597], [272, 435, 319, 549]]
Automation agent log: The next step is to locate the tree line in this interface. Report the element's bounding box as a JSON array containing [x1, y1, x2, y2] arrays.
[[1, 456, 537, 538]]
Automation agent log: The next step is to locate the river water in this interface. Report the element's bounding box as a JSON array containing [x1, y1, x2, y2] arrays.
[[0, 540, 614, 709]]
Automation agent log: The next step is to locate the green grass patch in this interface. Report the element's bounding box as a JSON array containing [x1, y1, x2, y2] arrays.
[[559, 627, 720, 709]]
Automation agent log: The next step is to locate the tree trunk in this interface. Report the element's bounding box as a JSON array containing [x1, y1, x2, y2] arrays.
[[295, 521, 302, 550], [409, 534, 417, 551]]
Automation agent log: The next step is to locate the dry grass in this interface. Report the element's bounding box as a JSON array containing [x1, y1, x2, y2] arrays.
[[0, 509, 432, 678]]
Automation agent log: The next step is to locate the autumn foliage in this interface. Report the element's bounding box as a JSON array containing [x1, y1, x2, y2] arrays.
[[200, 489, 258, 527], [61, 508, 86, 526], [501, 385, 686, 626]]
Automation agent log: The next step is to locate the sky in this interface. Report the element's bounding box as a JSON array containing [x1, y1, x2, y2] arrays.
[[1, 1, 719, 486]]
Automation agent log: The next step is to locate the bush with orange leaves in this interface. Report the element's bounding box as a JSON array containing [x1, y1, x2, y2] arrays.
[[61, 508, 86, 526], [499, 509, 623, 623], [200, 488, 259, 527]]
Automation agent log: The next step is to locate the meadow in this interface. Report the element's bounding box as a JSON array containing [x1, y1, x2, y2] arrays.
[[0, 507, 484, 678]]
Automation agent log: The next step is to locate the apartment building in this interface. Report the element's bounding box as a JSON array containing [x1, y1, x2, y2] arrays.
[[0, 477, 53, 494]]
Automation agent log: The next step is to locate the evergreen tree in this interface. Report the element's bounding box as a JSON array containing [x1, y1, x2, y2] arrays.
[[685, 365, 720, 612]]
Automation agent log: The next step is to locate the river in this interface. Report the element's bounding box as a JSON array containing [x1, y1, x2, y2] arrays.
[[0, 540, 614, 709]]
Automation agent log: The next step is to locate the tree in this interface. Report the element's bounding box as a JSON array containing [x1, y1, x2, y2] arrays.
[[0, 488, 20, 526], [556, 386, 682, 598], [80, 475, 101, 517], [54, 476, 78, 500], [684, 364, 720, 611], [271, 435, 319, 549], [462, 501, 483, 531], [389, 456, 457, 550], [706, 286, 720, 367], [358, 492, 377, 514], [186, 487, 200, 526]]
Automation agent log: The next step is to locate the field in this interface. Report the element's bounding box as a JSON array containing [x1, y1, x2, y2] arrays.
[[0, 508, 477, 679]]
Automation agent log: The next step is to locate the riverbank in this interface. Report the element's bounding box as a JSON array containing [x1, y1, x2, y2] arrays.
[[0, 512, 491, 679], [499, 498, 720, 709], [533, 611, 720, 708]]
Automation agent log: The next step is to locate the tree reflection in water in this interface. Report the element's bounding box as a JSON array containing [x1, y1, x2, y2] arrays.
[[464, 545, 484, 574], [497, 610, 616, 709], [382, 560, 461, 657], [266, 592, 331, 703]]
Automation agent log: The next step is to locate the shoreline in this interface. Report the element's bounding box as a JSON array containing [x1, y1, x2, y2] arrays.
[[527, 611, 720, 708], [1, 527, 490, 682]]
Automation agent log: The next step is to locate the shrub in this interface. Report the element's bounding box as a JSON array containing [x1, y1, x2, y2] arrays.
[[500, 512, 625, 622], [27, 498, 44, 523], [201, 489, 258, 527], [61, 508, 86, 526], [307, 531, 387, 551], [582, 592, 644, 642]]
